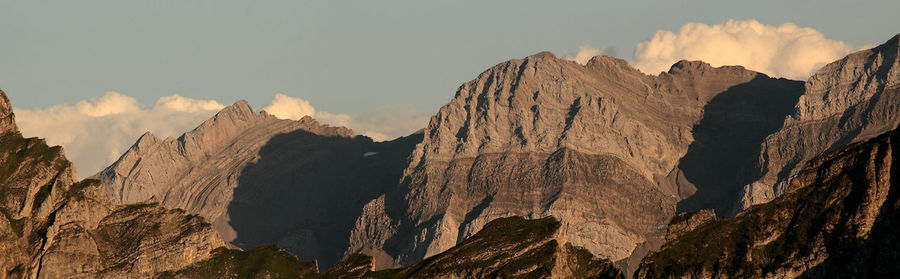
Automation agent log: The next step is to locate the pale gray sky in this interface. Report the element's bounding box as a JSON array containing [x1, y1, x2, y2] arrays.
[[2, 1, 898, 112]]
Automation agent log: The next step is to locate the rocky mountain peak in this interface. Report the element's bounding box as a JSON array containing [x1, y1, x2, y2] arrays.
[[350, 49, 803, 272], [794, 33, 900, 122], [131, 131, 161, 153], [526, 51, 557, 60], [217, 99, 256, 119], [0, 88, 17, 134], [667, 60, 713, 74]]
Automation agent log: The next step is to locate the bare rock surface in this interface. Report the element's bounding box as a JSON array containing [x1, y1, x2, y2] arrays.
[[347, 52, 804, 271], [635, 125, 900, 278], [101, 34, 900, 276], [160, 216, 624, 279], [0, 89, 226, 278], [0, 89, 15, 134], [742, 34, 900, 212], [97, 101, 421, 268], [331, 216, 624, 279]]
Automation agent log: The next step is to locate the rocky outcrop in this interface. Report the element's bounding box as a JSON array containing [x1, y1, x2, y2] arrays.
[[155, 245, 319, 279], [0, 88, 226, 278], [635, 126, 900, 278], [347, 51, 803, 270], [361, 216, 623, 279], [96, 101, 422, 268], [664, 210, 715, 242], [164, 216, 621, 279], [741, 34, 900, 212]]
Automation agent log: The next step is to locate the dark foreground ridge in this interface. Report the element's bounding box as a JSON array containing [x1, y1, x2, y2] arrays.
[[635, 126, 900, 278], [158, 216, 624, 279]]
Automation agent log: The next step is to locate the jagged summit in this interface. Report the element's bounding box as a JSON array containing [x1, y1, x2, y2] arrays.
[[0, 88, 16, 134], [98, 100, 355, 205], [347, 44, 800, 272]]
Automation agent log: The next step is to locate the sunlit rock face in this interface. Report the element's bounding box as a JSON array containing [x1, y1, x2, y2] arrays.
[[0, 88, 225, 278], [636, 126, 900, 278], [97, 100, 421, 268], [347, 50, 807, 271], [100, 34, 900, 275]]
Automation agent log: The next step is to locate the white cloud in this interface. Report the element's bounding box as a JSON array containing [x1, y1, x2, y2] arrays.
[[15, 92, 224, 177], [261, 93, 316, 120], [630, 19, 855, 80], [565, 46, 608, 65], [261, 94, 431, 142], [156, 94, 225, 112], [317, 106, 431, 141]]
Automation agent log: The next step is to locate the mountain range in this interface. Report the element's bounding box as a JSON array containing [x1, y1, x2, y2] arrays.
[[2, 33, 899, 278]]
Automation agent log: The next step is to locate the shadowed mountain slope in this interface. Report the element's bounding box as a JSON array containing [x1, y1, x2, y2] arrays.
[[636, 125, 900, 278], [97, 101, 422, 268], [741, 34, 900, 212], [348, 52, 804, 271], [106, 34, 900, 276]]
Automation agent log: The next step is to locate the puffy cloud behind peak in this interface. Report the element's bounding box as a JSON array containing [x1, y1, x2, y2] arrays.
[[259, 93, 430, 142], [261, 93, 316, 120], [564, 46, 609, 65], [15, 93, 227, 176], [71, 91, 140, 117], [630, 19, 855, 80], [156, 94, 225, 112]]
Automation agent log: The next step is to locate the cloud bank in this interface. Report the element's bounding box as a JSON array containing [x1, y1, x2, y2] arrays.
[[630, 19, 855, 80], [17, 92, 432, 176], [15, 92, 225, 176]]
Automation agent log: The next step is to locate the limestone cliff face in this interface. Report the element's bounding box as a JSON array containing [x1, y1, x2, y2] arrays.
[[97, 101, 421, 268], [0, 89, 225, 278], [743, 34, 900, 211], [348, 52, 803, 268], [635, 126, 900, 278]]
